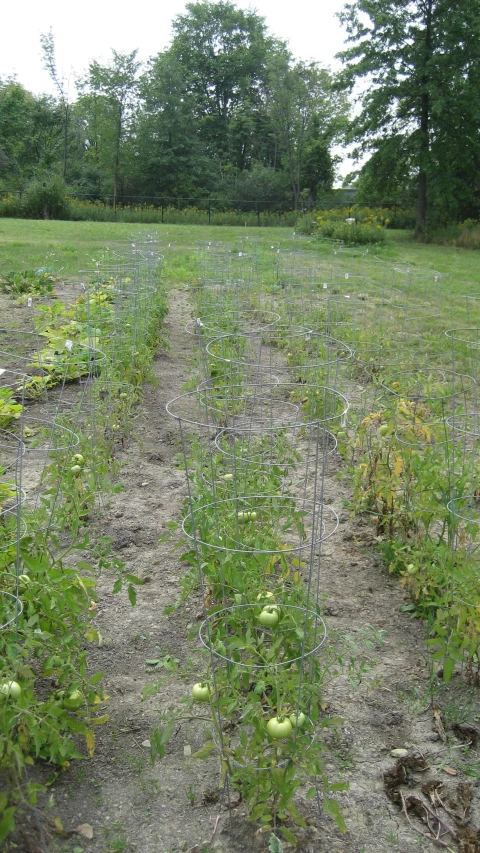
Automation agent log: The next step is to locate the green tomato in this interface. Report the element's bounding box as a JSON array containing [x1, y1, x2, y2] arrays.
[[337, 430, 347, 439], [233, 593, 243, 605], [289, 711, 306, 729], [266, 717, 292, 739], [379, 425, 389, 437], [72, 453, 85, 465], [62, 689, 84, 711], [192, 682, 211, 702], [0, 680, 22, 700], [249, 511, 257, 520], [70, 465, 82, 475], [257, 606, 279, 628], [406, 563, 418, 575], [238, 511, 253, 522], [222, 473, 233, 482]]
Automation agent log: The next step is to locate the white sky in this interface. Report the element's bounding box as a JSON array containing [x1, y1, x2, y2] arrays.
[[2, 0, 358, 180]]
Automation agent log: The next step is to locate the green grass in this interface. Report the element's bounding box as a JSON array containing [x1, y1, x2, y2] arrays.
[[0, 219, 478, 315]]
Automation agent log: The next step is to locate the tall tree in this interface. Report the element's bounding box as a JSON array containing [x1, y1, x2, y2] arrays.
[[134, 52, 218, 197], [40, 29, 71, 178], [77, 51, 140, 206], [268, 58, 348, 208], [337, 0, 480, 230], [0, 79, 62, 185], [168, 1, 280, 167]]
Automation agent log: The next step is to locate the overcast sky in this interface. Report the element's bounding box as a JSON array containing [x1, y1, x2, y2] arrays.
[[2, 0, 358, 179]]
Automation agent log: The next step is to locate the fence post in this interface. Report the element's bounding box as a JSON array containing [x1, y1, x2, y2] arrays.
[[208, 200, 211, 225], [161, 205, 164, 223]]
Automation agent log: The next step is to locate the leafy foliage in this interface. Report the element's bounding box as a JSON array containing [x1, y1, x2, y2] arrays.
[[0, 268, 56, 296], [337, 0, 480, 229]]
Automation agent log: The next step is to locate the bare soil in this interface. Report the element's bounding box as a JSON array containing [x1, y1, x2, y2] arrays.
[[4, 289, 479, 853]]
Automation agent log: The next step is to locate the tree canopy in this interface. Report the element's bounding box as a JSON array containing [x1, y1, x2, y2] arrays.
[[337, 0, 480, 228], [3, 0, 479, 223], [0, 2, 346, 210]]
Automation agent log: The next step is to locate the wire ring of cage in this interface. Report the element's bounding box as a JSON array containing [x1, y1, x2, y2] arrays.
[[398, 265, 444, 281], [393, 420, 451, 448], [20, 417, 80, 454], [359, 284, 406, 304], [0, 510, 27, 552], [0, 485, 26, 515], [351, 342, 385, 362], [205, 331, 353, 371], [442, 580, 480, 611], [0, 332, 107, 377], [445, 328, 480, 346], [196, 370, 281, 393], [333, 245, 369, 257], [167, 384, 349, 432], [379, 367, 476, 402], [199, 604, 327, 669], [0, 428, 25, 471], [184, 309, 281, 337], [213, 424, 338, 468], [0, 591, 23, 631], [447, 496, 480, 524], [166, 384, 301, 430], [79, 275, 157, 297], [0, 366, 29, 393], [445, 413, 480, 438], [356, 345, 439, 373], [182, 496, 339, 554]]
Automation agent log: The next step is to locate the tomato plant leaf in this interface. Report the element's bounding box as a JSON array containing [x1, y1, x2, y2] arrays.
[[324, 797, 347, 833], [443, 657, 455, 684], [85, 731, 95, 757]]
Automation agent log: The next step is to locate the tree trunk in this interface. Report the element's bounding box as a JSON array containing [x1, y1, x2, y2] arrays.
[[416, 165, 427, 232], [415, 0, 433, 235], [113, 108, 122, 213], [62, 103, 69, 179]]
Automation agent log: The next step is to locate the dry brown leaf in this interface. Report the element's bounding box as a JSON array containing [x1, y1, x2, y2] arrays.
[[421, 779, 443, 803], [457, 825, 480, 853], [432, 705, 447, 742], [443, 766, 458, 776], [457, 783, 473, 815]]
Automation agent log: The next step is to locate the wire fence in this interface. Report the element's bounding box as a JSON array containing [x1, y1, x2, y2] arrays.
[[0, 188, 404, 224]]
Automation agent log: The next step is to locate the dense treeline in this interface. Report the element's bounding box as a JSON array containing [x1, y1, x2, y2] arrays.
[[0, 2, 348, 212], [1, 0, 480, 228], [339, 0, 480, 231]]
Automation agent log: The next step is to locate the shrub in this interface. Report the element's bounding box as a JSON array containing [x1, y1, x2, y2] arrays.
[[68, 199, 297, 227], [315, 219, 386, 245], [0, 193, 22, 217], [21, 177, 70, 220], [297, 205, 415, 236], [422, 218, 480, 249]]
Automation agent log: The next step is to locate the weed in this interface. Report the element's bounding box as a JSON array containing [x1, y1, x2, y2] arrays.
[[186, 785, 197, 806]]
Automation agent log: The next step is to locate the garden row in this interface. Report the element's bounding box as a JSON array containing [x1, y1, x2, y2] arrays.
[[150, 239, 479, 846], [0, 237, 167, 842]]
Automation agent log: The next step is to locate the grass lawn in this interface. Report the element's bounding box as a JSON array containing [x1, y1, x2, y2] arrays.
[[0, 219, 478, 309]]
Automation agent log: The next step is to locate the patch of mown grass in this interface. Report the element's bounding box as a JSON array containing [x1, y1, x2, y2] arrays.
[[0, 220, 478, 321]]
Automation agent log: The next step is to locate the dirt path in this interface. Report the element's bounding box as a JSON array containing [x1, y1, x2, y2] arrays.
[[39, 289, 479, 853]]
